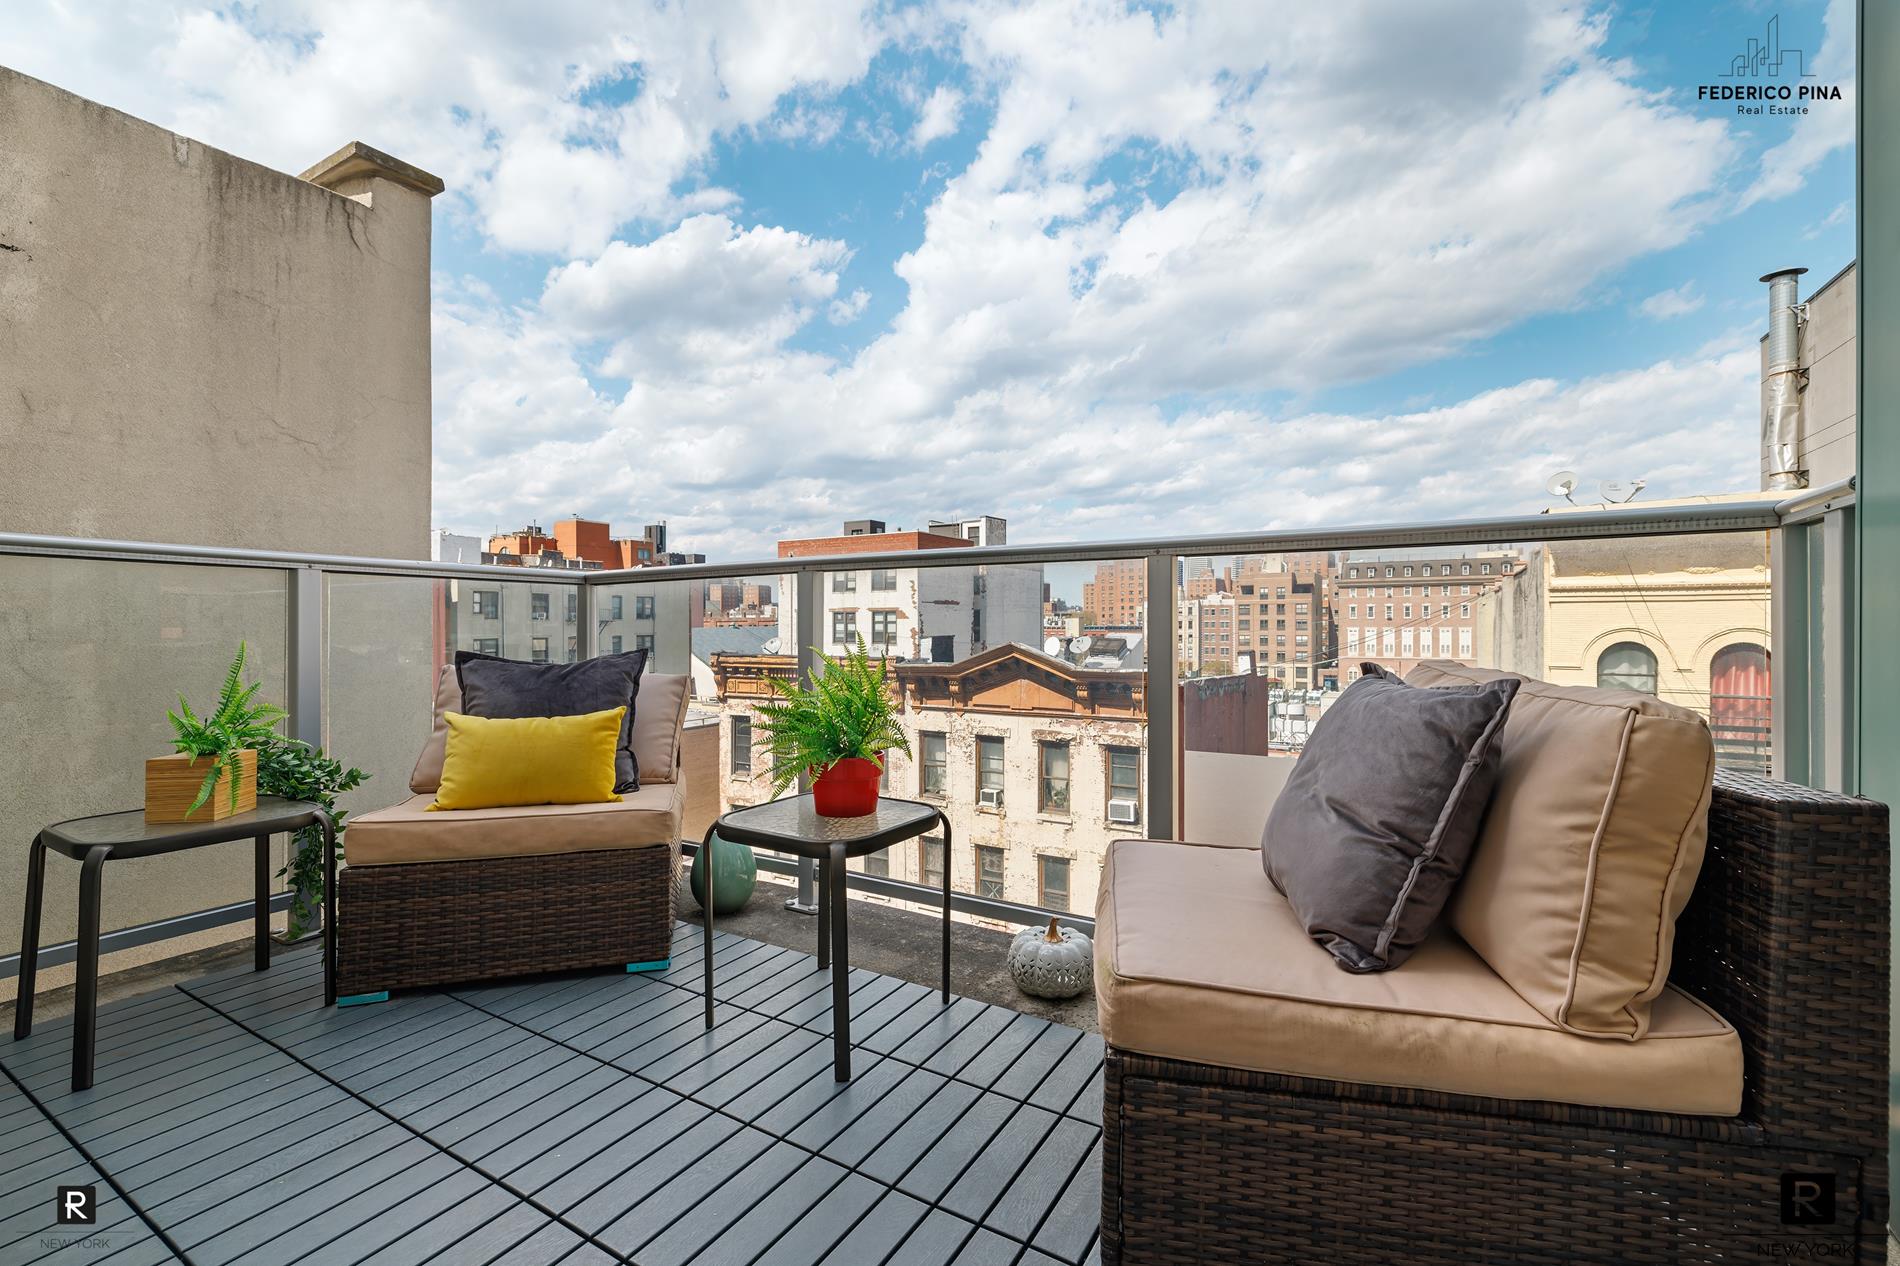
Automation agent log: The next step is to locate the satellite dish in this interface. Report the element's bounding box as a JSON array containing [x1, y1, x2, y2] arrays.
[[1068, 635, 1093, 659], [1599, 478, 1646, 504], [762, 636, 782, 655], [1545, 470, 1579, 503], [1043, 636, 1064, 657]]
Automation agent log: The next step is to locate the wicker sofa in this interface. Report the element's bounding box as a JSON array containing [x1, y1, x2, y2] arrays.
[[1096, 768, 1889, 1265], [324, 668, 691, 1003]]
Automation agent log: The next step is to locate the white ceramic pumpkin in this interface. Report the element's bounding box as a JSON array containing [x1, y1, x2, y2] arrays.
[[1008, 917, 1094, 1000]]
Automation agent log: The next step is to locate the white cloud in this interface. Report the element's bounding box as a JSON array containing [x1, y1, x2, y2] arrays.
[[911, 84, 964, 147], [2, 0, 889, 255], [541, 214, 850, 373], [829, 288, 871, 324], [1638, 282, 1705, 319], [1739, 0, 1855, 210]]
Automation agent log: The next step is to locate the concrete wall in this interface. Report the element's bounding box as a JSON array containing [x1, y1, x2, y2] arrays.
[[0, 68, 438, 1001]]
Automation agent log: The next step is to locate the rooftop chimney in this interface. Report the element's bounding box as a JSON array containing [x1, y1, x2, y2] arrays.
[[1761, 267, 1809, 491]]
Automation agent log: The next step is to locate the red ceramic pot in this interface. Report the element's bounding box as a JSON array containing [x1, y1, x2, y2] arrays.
[[811, 756, 883, 817]]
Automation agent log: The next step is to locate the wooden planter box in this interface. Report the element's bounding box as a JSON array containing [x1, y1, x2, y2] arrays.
[[145, 750, 257, 822]]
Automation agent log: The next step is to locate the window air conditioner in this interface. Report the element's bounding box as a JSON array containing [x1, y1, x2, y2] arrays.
[[1107, 798, 1139, 824]]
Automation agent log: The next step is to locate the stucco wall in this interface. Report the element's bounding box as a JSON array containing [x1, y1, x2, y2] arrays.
[[0, 68, 437, 1001]]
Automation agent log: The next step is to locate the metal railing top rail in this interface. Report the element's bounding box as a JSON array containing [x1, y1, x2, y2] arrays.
[[0, 478, 1853, 585]]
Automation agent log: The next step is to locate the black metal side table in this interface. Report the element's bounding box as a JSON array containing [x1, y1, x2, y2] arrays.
[[13, 796, 334, 1091], [701, 795, 949, 1081]]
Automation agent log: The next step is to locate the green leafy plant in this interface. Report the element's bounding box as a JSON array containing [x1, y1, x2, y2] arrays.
[[754, 634, 910, 795], [167, 641, 286, 814], [257, 736, 366, 941]]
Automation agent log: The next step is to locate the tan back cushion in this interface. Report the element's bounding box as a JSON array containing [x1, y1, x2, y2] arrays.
[[632, 673, 690, 783], [408, 663, 460, 794], [1406, 661, 1715, 1040], [409, 665, 691, 792]]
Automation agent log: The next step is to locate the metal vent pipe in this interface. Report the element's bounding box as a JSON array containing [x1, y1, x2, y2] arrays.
[[1761, 267, 1809, 491]]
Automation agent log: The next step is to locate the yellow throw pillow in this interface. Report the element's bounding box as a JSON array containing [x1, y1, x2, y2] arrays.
[[430, 707, 626, 811]]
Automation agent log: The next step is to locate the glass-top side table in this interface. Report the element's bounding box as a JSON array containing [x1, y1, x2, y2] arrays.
[[702, 795, 950, 1081], [13, 796, 334, 1091]]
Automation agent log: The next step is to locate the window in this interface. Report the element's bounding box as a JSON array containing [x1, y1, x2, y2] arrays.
[[1461, 563, 1472, 576], [1106, 746, 1140, 817], [635, 634, 654, 652], [1240, 584, 1254, 596], [920, 732, 947, 797], [976, 736, 1005, 804], [1348, 604, 1357, 618], [1597, 642, 1659, 695], [1039, 742, 1071, 813], [871, 610, 898, 648], [731, 715, 752, 774], [635, 596, 655, 619], [610, 635, 623, 653], [1459, 603, 1471, 618], [608, 595, 624, 620], [1038, 856, 1071, 912], [565, 592, 578, 622], [1402, 604, 1412, 620], [1383, 567, 1394, 578], [1403, 566, 1414, 577], [1480, 563, 1493, 575], [919, 836, 946, 889], [1384, 604, 1394, 620], [531, 637, 550, 663], [978, 846, 1006, 899], [871, 569, 898, 591], [832, 572, 857, 593], [473, 590, 500, 618], [1402, 586, 1412, 598], [531, 592, 550, 621], [862, 848, 890, 878], [474, 637, 500, 655], [831, 610, 858, 644], [566, 636, 577, 662], [1349, 567, 1359, 578]]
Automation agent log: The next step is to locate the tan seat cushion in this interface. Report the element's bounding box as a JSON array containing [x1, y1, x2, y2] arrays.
[[347, 778, 685, 865], [408, 666, 689, 794], [1407, 661, 1715, 1039], [1095, 838, 1741, 1116]]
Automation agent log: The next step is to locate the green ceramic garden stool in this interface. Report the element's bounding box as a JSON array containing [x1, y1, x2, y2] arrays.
[[691, 831, 757, 915]]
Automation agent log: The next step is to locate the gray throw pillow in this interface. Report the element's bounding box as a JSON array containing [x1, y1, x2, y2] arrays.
[[1261, 662, 1518, 973], [454, 649, 648, 793]]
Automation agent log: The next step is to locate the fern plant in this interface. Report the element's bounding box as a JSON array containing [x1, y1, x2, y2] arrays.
[[167, 641, 287, 813], [755, 635, 910, 795]]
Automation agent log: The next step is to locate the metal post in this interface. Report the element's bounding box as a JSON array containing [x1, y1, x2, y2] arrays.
[[1770, 524, 1811, 786], [1819, 506, 1858, 794], [286, 567, 325, 933], [1144, 553, 1179, 839], [787, 569, 821, 914]]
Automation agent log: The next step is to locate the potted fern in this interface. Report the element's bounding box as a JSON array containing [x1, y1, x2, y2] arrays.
[[756, 635, 910, 817], [146, 641, 286, 822]]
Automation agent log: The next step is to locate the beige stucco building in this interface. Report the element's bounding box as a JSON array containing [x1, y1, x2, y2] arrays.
[[0, 68, 439, 1002]]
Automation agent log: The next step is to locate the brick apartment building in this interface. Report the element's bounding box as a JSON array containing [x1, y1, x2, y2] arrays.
[[1082, 558, 1145, 628], [1330, 551, 1524, 681], [485, 517, 670, 569]]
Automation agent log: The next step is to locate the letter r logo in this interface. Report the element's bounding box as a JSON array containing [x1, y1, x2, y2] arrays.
[[1779, 1171, 1836, 1225], [55, 1184, 96, 1225]]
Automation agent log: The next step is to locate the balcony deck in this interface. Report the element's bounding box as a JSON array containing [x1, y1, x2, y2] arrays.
[[0, 924, 1104, 1266]]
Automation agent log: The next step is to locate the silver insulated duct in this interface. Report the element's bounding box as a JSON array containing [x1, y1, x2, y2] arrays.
[[1760, 267, 1809, 491]]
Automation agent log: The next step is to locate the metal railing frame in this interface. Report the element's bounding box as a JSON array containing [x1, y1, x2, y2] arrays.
[[0, 481, 1857, 976]]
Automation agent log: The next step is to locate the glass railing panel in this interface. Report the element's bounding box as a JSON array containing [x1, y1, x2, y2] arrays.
[[322, 573, 444, 824], [1177, 528, 1778, 847], [0, 556, 287, 997]]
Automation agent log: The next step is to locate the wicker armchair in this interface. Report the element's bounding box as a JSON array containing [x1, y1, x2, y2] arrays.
[[1100, 771, 1890, 1265]]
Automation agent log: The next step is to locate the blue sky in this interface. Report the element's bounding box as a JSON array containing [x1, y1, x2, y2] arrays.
[[9, 0, 1859, 559]]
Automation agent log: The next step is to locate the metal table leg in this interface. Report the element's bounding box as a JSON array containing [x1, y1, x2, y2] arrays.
[[816, 850, 830, 970], [71, 845, 110, 1092], [14, 835, 46, 1040], [701, 825, 718, 1029], [938, 813, 952, 1005], [254, 834, 271, 972], [828, 842, 850, 1081]]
